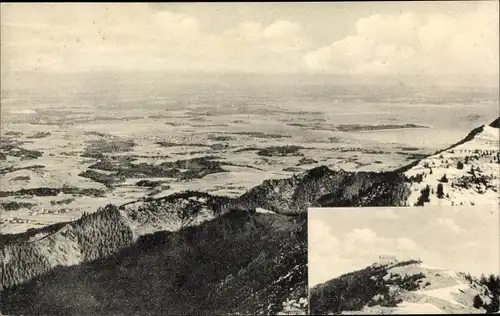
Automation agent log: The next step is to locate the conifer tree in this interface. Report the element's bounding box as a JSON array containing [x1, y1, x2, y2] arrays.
[[437, 183, 444, 199]]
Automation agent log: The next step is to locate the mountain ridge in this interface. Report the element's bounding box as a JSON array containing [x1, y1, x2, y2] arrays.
[[395, 117, 499, 174], [310, 258, 500, 315], [1, 118, 498, 315], [402, 117, 499, 206], [1, 210, 307, 315]]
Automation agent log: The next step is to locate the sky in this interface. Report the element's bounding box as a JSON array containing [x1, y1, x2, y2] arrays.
[[308, 205, 500, 287], [1, 2, 499, 78]]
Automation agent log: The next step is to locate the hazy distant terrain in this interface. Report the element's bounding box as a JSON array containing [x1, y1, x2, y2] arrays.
[[1, 73, 498, 234], [1, 2, 499, 315], [1, 73, 498, 315]]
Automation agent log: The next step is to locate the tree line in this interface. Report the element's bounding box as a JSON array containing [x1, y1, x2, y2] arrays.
[[1, 204, 134, 290]]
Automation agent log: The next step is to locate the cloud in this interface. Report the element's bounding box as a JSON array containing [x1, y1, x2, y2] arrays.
[[152, 11, 201, 35], [308, 219, 341, 256], [304, 4, 499, 76], [223, 20, 311, 56], [435, 217, 463, 234], [396, 237, 419, 251], [343, 228, 421, 257], [308, 219, 345, 287], [453, 241, 477, 250], [309, 225, 423, 286], [2, 3, 497, 76], [373, 208, 399, 220], [345, 228, 378, 244], [1, 4, 310, 73]]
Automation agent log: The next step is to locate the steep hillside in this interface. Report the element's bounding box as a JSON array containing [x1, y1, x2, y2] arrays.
[[1, 205, 135, 291], [118, 191, 235, 235], [1, 211, 307, 316], [0, 161, 412, 315], [489, 118, 500, 128], [401, 118, 499, 207], [0, 164, 410, 294], [238, 167, 410, 212], [239, 118, 499, 210], [310, 259, 500, 315], [1, 118, 498, 314]]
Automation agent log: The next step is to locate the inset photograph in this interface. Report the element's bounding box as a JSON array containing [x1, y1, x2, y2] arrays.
[[309, 205, 500, 315]]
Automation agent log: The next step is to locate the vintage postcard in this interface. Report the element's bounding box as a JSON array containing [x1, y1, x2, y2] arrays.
[[1, 2, 498, 315], [309, 205, 500, 314]]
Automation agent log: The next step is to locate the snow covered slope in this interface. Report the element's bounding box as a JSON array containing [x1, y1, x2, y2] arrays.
[[403, 118, 499, 206], [310, 259, 499, 315]]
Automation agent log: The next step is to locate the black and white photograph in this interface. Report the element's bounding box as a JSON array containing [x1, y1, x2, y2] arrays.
[[0, 2, 499, 316], [308, 205, 500, 315]]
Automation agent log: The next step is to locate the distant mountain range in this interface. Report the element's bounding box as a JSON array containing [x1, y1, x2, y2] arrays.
[[1, 118, 498, 315], [310, 258, 500, 315]]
